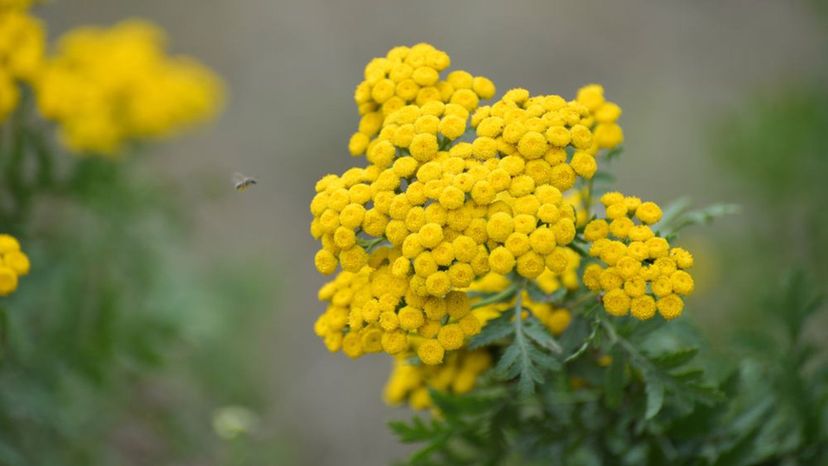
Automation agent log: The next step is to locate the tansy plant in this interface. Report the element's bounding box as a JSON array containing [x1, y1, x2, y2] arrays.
[[310, 44, 750, 464]]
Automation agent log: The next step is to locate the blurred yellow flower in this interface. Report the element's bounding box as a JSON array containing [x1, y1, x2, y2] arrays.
[[384, 349, 491, 410], [35, 19, 223, 156], [0, 5, 44, 121], [0, 233, 30, 297]]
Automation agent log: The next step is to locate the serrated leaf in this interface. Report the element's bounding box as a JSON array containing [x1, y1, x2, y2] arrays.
[[495, 331, 556, 395], [428, 388, 505, 420], [523, 318, 562, 354], [656, 200, 740, 237], [655, 197, 692, 231], [494, 344, 521, 379], [389, 416, 441, 442], [527, 343, 560, 371], [652, 348, 698, 370], [644, 373, 665, 419], [517, 365, 541, 395], [468, 312, 514, 349]]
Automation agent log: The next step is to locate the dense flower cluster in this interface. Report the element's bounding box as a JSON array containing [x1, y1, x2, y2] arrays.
[[311, 43, 625, 370], [313, 245, 482, 365], [0, 2, 44, 121], [384, 349, 492, 410], [582, 193, 695, 320], [35, 20, 223, 155], [311, 44, 699, 409], [0, 234, 30, 297]]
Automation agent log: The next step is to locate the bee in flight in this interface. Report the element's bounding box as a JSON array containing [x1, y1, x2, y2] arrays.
[[233, 173, 258, 192]]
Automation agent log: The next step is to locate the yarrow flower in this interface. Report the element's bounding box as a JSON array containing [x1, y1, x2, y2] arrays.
[[34, 20, 223, 155], [582, 192, 695, 320], [0, 233, 30, 297], [310, 43, 692, 408]]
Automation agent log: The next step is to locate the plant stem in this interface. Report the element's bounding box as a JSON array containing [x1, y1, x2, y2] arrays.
[[584, 177, 595, 217], [471, 284, 518, 309], [513, 280, 525, 332], [564, 305, 601, 364]]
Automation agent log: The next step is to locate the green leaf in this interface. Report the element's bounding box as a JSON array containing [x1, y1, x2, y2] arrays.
[[468, 312, 514, 349], [644, 370, 665, 419], [492, 288, 563, 396], [603, 315, 723, 419], [428, 388, 506, 421], [684, 382, 726, 405], [494, 343, 522, 379], [605, 146, 624, 160], [671, 368, 705, 382], [654, 197, 692, 231], [652, 348, 698, 370], [389, 416, 444, 443], [655, 199, 740, 237], [523, 317, 562, 354]]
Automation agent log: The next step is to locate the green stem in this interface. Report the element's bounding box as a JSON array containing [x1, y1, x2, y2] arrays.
[[4, 89, 32, 226], [29, 127, 55, 189], [471, 283, 518, 309], [565, 292, 599, 311], [584, 176, 595, 217], [357, 236, 388, 252], [513, 280, 525, 331], [564, 306, 601, 364], [0, 306, 7, 362], [568, 237, 589, 257]]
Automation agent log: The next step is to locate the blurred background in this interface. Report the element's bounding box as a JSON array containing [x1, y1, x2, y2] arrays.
[[3, 0, 826, 464]]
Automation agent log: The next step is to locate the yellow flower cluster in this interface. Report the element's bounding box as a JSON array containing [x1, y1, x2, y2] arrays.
[[347, 43, 495, 157], [35, 20, 223, 155], [467, 83, 622, 193], [0, 234, 30, 296], [0, 3, 44, 121], [313, 246, 482, 366], [582, 192, 695, 320], [311, 44, 624, 366], [384, 349, 492, 410]]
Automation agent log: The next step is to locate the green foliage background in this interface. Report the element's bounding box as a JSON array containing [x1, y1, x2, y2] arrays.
[[0, 99, 289, 464]]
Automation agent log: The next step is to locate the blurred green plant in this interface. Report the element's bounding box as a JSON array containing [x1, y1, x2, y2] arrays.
[[0, 9, 284, 463], [0, 115, 286, 464]]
